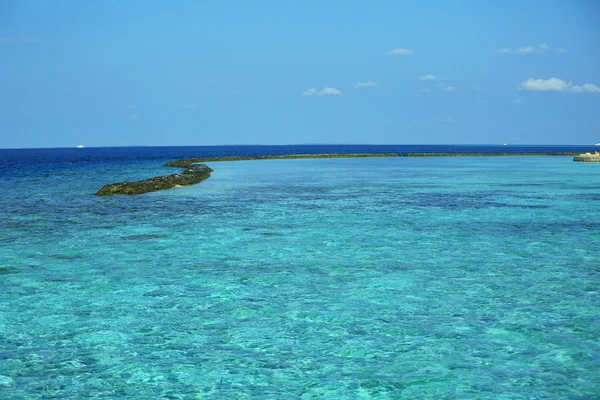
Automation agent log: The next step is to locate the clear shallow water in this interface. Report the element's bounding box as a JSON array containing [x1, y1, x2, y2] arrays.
[[1, 146, 599, 399]]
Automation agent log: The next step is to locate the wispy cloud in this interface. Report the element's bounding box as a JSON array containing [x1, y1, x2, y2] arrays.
[[477, 99, 486, 104], [570, 83, 600, 93], [520, 77, 600, 93], [125, 104, 136, 109], [419, 74, 443, 81], [520, 77, 568, 91], [304, 87, 343, 96], [515, 46, 534, 54], [513, 99, 524, 104], [353, 81, 378, 88], [387, 48, 414, 56], [419, 88, 431, 93], [318, 87, 343, 96], [129, 114, 140, 120], [23, 37, 39, 43], [497, 42, 566, 55], [0, 37, 8, 44], [445, 86, 455, 91], [180, 104, 197, 109]]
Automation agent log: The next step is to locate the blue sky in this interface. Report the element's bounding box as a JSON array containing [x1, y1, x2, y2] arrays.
[[1, 0, 599, 148]]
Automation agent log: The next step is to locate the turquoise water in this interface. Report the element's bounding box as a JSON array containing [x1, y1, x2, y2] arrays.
[[1, 154, 599, 398]]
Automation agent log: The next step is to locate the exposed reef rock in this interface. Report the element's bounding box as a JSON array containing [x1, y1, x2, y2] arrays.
[[403, 152, 580, 157], [96, 154, 399, 196], [165, 153, 401, 168], [96, 164, 212, 196], [96, 151, 584, 196], [574, 153, 600, 162]]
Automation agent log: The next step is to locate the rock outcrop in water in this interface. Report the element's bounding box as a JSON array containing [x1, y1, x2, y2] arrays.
[[573, 153, 600, 162], [165, 153, 401, 168], [96, 164, 213, 196], [96, 151, 585, 196], [403, 152, 580, 157], [96, 153, 399, 196]]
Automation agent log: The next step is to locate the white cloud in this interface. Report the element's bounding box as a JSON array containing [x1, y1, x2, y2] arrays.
[[497, 43, 566, 55], [445, 86, 455, 91], [303, 88, 317, 96], [520, 77, 569, 91], [583, 83, 600, 92], [318, 87, 343, 96], [353, 81, 378, 88], [519, 77, 600, 93], [515, 46, 534, 54], [387, 48, 414, 56], [437, 82, 446, 87], [419, 74, 443, 81], [419, 88, 431, 93], [513, 99, 523, 104], [180, 104, 197, 109], [570, 83, 600, 93]]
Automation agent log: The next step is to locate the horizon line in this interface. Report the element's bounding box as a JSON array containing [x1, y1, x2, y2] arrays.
[[2, 143, 598, 150]]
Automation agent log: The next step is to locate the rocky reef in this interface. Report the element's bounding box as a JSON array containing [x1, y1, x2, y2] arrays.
[[96, 153, 400, 196], [574, 153, 600, 162], [403, 152, 580, 157], [96, 151, 585, 196], [165, 153, 400, 168], [96, 164, 213, 196]]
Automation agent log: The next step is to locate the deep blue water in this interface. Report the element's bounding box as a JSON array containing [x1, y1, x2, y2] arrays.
[[1, 145, 599, 399], [0, 144, 595, 166]]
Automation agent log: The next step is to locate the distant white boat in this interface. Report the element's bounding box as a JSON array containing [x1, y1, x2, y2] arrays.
[[595, 142, 600, 146], [503, 143, 508, 146], [76, 145, 84, 148]]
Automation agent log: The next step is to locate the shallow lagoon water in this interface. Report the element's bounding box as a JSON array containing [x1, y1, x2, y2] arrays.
[[1, 151, 599, 399]]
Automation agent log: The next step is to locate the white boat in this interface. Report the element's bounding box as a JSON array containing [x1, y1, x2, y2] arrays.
[[76, 145, 84, 148], [595, 142, 600, 146]]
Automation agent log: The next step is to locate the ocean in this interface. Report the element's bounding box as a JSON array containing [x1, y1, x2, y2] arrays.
[[1, 145, 599, 399]]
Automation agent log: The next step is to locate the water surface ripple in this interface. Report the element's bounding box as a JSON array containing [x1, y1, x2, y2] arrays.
[[1, 147, 599, 399]]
